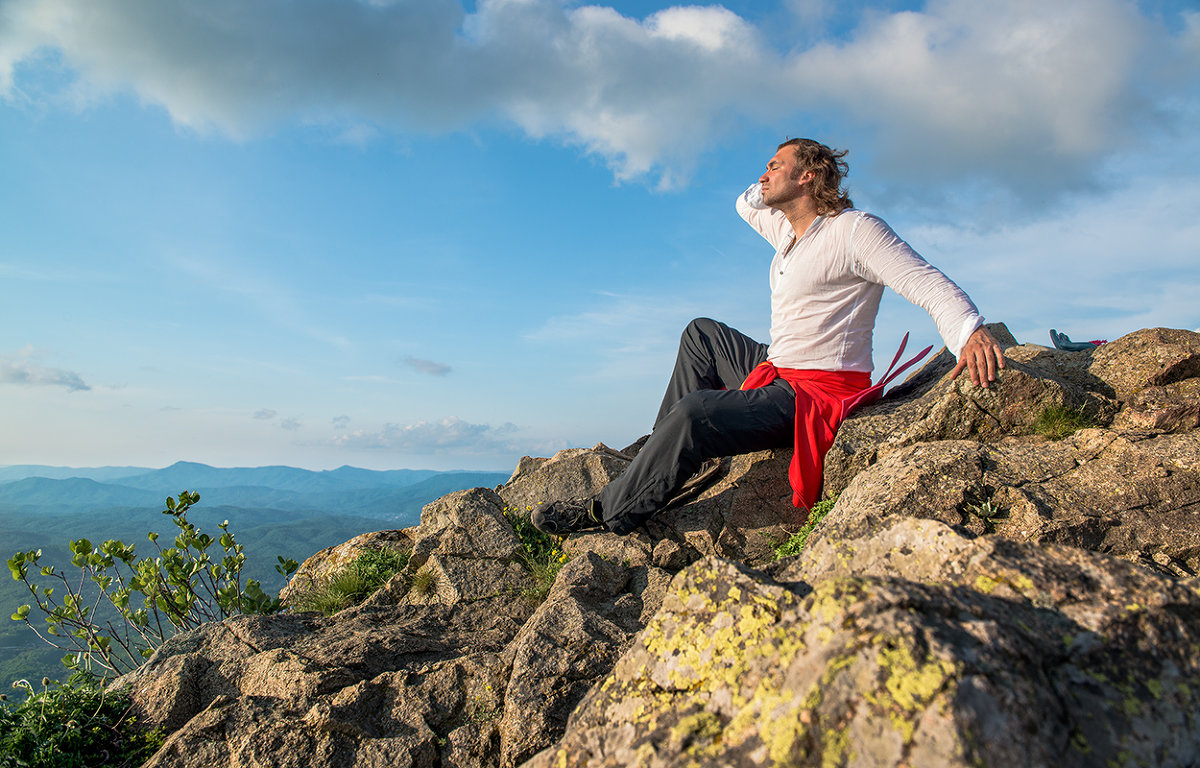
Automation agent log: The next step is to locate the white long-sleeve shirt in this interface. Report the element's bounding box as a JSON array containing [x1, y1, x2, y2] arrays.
[[736, 183, 983, 373]]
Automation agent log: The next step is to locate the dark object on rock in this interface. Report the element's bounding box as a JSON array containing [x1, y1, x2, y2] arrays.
[[1051, 328, 1105, 351]]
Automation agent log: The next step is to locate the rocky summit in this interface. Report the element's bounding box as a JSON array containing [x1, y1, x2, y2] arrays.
[[116, 326, 1200, 767]]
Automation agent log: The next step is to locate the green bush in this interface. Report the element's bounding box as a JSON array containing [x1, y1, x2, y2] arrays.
[[0, 676, 162, 767], [7, 491, 298, 678], [772, 497, 838, 561], [287, 547, 410, 616]]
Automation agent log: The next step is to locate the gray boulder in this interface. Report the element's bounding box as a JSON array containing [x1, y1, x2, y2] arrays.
[[499, 552, 671, 766], [525, 522, 1200, 768], [499, 444, 632, 514], [824, 330, 1120, 499]]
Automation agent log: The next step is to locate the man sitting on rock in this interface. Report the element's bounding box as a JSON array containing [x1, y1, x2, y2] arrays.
[[532, 138, 1005, 536]]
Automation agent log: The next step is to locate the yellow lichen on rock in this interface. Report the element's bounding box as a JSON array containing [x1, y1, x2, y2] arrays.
[[670, 710, 723, 752], [870, 640, 958, 744], [601, 561, 830, 766], [973, 574, 1000, 594]]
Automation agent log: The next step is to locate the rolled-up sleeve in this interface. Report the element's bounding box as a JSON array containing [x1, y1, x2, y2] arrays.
[[736, 183, 791, 250]]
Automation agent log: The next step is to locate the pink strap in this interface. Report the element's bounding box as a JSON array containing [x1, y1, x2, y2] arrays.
[[841, 333, 933, 414]]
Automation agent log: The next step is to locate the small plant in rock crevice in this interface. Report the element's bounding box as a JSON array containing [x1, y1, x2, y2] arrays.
[[966, 495, 1005, 534], [409, 567, 438, 597], [502, 505, 570, 603], [465, 685, 501, 725], [286, 547, 410, 617], [772, 497, 838, 561]]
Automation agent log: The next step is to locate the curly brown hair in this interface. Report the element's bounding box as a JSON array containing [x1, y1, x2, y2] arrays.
[[778, 138, 853, 215]]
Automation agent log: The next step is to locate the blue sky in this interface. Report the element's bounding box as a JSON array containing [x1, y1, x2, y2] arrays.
[[1, 0, 1197, 472]]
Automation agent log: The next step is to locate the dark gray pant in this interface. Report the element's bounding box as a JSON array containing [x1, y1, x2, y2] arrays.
[[598, 318, 796, 535]]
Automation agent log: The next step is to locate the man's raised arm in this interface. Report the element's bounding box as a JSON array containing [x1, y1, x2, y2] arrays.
[[735, 183, 791, 250]]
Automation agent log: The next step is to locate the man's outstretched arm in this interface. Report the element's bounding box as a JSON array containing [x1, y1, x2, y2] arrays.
[[950, 326, 1006, 388]]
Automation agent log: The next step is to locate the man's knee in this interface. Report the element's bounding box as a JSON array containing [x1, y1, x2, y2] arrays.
[[682, 317, 720, 342]]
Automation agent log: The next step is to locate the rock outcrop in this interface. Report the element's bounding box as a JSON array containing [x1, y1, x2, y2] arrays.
[[118, 326, 1200, 767], [530, 525, 1199, 767]]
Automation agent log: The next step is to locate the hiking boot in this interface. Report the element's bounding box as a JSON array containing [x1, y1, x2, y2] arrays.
[[664, 457, 725, 510], [531, 498, 604, 535]]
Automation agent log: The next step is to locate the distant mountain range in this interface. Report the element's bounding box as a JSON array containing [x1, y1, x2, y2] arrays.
[[0, 461, 511, 686], [0, 461, 510, 519]]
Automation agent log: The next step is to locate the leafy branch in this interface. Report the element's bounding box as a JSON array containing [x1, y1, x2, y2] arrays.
[[8, 491, 298, 679]]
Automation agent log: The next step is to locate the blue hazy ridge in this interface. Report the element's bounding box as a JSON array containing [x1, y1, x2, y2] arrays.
[[0, 462, 509, 686]]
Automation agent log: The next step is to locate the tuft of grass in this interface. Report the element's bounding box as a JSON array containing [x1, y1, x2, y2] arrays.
[[502, 505, 570, 603], [0, 676, 163, 767], [1033, 404, 1096, 440], [772, 497, 837, 561], [409, 566, 437, 596], [288, 546, 410, 616], [971, 499, 1000, 520], [351, 546, 410, 587]]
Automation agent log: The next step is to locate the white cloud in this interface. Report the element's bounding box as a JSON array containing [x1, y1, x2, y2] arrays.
[[0, 347, 90, 391], [253, 408, 277, 420], [0, 0, 1195, 200], [465, 1, 770, 186], [794, 0, 1163, 193], [783, 0, 832, 27], [1182, 11, 1200, 59], [647, 6, 756, 52], [898, 165, 1200, 347], [329, 416, 519, 453]]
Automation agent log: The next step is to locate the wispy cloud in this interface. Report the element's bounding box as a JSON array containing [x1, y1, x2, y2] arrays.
[[328, 416, 518, 454], [254, 408, 302, 431], [403, 356, 452, 376], [0, 348, 90, 391], [163, 250, 351, 350], [527, 292, 701, 348], [2, 0, 1193, 202], [0, 261, 120, 283], [525, 291, 721, 380]]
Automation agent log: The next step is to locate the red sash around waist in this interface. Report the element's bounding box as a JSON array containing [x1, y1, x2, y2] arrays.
[[741, 333, 931, 510]]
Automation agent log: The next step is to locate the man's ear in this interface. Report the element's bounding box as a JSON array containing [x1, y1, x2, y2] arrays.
[[798, 170, 815, 185]]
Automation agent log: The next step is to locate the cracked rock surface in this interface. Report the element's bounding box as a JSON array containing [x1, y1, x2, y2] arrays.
[[120, 327, 1200, 767], [531, 522, 1199, 768]]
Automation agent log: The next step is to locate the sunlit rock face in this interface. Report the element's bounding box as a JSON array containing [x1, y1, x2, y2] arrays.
[[119, 326, 1200, 768]]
